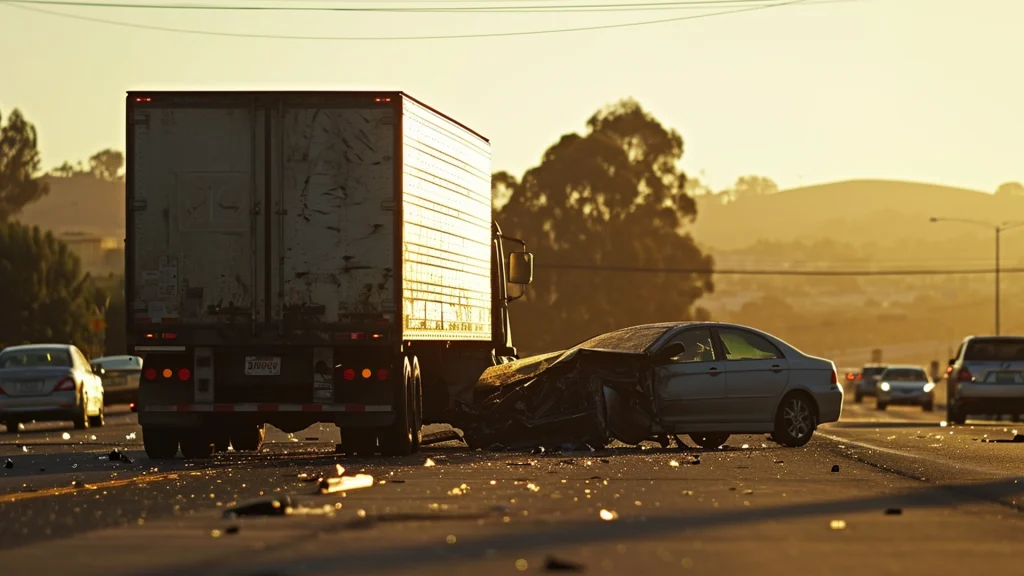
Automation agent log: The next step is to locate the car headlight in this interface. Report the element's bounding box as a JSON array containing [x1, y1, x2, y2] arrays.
[[880, 382, 890, 392], [923, 383, 935, 393]]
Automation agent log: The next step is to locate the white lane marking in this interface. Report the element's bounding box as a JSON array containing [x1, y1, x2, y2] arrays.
[[817, 431, 1022, 479]]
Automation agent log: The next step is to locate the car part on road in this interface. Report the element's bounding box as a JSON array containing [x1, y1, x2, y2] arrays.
[[224, 495, 297, 518]]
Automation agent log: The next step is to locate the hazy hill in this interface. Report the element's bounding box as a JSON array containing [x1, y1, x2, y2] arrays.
[[691, 179, 1024, 254], [15, 175, 125, 238]]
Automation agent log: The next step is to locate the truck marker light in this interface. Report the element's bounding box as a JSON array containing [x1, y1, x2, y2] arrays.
[[361, 368, 372, 379], [145, 333, 155, 340], [144, 368, 157, 380], [372, 334, 383, 340], [161, 368, 173, 379], [351, 333, 365, 340], [162, 333, 178, 340], [178, 368, 191, 381], [377, 369, 389, 381], [343, 369, 356, 381]]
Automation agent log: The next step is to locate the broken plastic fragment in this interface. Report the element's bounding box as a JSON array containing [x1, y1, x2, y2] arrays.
[[939, 421, 948, 428], [4, 458, 12, 469], [424, 458, 437, 467], [336, 464, 345, 476], [224, 495, 295, 518], [90, 435, 97, 441], [831, 465, 840, 473], [829, 519, 847, 530], [599, 509, 618, 521], [62, 432, 71, 440], [884, 508, 903, 515], [741, 444, 750, 449], [669, 460, 680, 467], [318, 474, 374, 494]]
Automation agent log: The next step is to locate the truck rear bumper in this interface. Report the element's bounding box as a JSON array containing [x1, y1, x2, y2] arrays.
[[138, 403, 394, 429]]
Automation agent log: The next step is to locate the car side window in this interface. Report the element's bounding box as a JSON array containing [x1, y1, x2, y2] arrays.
[[718, 328, 783, 361], [663, 329, 717, 363]]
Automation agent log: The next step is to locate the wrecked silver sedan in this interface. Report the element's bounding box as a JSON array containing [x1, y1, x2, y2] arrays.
[[455, 322, 843, 450]]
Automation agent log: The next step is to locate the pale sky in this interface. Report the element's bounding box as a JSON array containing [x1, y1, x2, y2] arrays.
[[0, 0, 1021, 193]]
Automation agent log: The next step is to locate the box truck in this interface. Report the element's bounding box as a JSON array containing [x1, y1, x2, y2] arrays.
[[126, 91, 534, 459]]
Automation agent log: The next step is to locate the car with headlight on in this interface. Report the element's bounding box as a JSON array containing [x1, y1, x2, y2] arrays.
[[0, 344, 106, 433], [875, 365, 935, 411], [854, 364, 888, 403]]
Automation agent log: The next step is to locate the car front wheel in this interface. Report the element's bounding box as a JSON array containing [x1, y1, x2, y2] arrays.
[[773, 393, 817, 447]]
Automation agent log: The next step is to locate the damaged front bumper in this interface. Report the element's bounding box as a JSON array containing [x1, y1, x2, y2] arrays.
[[451, 348, 656, 450]]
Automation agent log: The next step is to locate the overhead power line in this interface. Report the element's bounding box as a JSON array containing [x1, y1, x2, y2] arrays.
[[537, 263, 1024, 277], [2, 0, 820, 41], [4, 0, 852, 13]]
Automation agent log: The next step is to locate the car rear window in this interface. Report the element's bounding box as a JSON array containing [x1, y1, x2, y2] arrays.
[[964, 339, 1024, 362], [861, 366, 886, 378], [883, 369, 927, 381], [0, 349, 73, 368]]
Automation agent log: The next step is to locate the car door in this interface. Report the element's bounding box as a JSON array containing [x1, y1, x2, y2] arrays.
[[652, 327, 730, 426], [716, 327, 789, 423]]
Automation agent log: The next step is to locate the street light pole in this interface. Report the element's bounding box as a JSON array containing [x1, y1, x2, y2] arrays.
[[930, 217, 1024, 336]]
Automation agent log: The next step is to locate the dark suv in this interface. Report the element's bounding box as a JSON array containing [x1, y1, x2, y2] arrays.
[[854, 364, 888, 403]]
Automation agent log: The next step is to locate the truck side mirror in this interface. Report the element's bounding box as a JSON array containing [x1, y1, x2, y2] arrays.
[[508, 252, 534, 285]]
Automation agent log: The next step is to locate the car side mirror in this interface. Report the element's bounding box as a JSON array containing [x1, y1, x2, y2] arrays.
[[655, 342, 686, 363], [508, 251, 534, 285]]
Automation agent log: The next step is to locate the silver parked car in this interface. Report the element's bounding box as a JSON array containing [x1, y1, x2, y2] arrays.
[[91, 355, 142, 405], [875, 365, 935, 411], [0, 344, 106, 433], [946, 335, 1024, 424]]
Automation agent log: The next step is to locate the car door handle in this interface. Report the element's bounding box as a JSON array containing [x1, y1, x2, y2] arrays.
[[707, 367, 721, 376], [770, 364, 784, 373]]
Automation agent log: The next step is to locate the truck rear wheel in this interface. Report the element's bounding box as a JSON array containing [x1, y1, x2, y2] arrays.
[[143, 427, 180, 459], [410, 356, 423, 452], [231, 423, 266, 452], [180, 431, 215, 459], [379, 357, 417, 457]]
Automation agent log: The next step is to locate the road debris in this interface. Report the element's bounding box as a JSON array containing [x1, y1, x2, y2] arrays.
[[318, 472, 375, 495], [544, 556, 585, 572], [224, 495, 296, 518], [421, 429, 465, 446], [829, 519, 847, 530], [108, 449, 133, 463], [126, 432, 137, 440], [424, 458, 437, 467], [506, 461, 534, 467], [61, 432, 70, 440], [4, 458, 12, 469], [599, 509, 619, 521], [831, 465, 840, 473], [669, 460, 680, 467], [885, 508, 903, 515]]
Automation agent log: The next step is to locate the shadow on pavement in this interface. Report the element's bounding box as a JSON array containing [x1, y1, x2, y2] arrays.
[[134, 476, 1024, 576]]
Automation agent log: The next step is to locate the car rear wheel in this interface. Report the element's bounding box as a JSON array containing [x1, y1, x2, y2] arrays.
[[88, 404, 105, 427], [854, 393, 863, 404], [73, 394, 90, 430], [143, 427, 180, 459], [922, 400, 934, 412], [3, 421, 20, 434], [689, 433, 729, 450], [947, 403, 966, 425], [876, 401, 888, 411], [773, 393, 817, 448]]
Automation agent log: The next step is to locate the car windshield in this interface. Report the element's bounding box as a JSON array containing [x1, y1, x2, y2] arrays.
[[883, 369, 927, 381], [0, 348, 73, 368], [964, 339, 1024, 362]]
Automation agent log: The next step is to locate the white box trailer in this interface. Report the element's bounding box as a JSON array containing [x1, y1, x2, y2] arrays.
[[126, 91, 534, 459]]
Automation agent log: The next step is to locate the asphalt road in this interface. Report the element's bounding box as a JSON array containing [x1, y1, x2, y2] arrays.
[[1, 399, 1023, 575]]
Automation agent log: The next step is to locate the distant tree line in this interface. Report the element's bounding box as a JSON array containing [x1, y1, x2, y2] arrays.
[[0, 108, 123, 357]]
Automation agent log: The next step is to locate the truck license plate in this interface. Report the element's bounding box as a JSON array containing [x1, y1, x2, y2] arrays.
[[245, 357, 281, 376]]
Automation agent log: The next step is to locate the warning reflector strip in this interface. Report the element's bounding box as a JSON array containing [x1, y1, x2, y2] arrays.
[[141, 403, 391, 413]]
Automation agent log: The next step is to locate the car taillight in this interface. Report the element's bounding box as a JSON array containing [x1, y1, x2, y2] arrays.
[[957, 368, 973, 382], [855, 374, 863, 380], [55, 377, 76, 391], [845, 373, 854, 381], [830, 370, 838, 385]]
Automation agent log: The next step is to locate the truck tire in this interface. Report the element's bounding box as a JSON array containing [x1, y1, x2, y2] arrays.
[[410, 356, 423, 452], [143, 427, 180, 459], [379, 357, 415, 457], [231, 423, 266, 452], [180, 431, 215, 459], [340, 428, 377, 456]]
